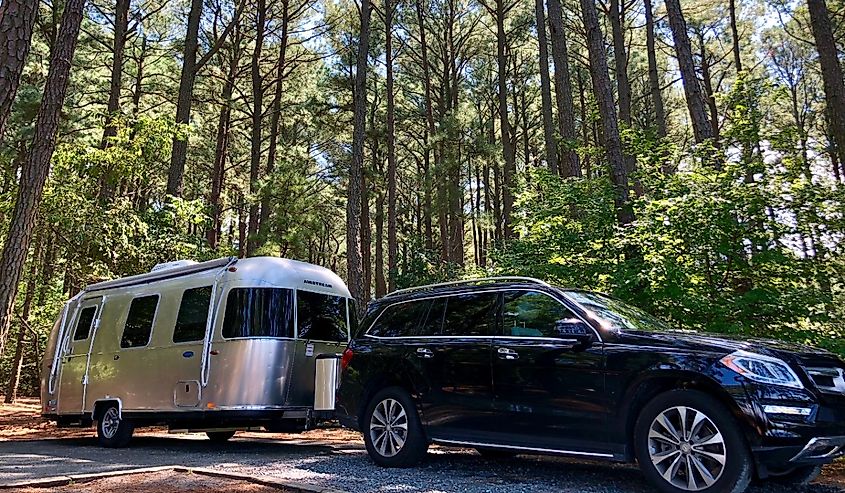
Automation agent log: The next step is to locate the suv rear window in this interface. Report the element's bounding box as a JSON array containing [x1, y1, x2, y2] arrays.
[[368, 300, 429, 337], [441, 292, 498, 337]]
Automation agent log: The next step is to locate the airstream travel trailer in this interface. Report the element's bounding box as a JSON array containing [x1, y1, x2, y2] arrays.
[[41, 256, 353, 447]]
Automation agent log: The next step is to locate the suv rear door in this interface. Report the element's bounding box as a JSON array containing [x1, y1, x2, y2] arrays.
[[413, 291, 499, 442], [491, 289, 607, 455]]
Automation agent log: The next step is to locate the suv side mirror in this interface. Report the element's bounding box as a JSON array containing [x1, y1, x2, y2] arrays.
[[554, 319, 594, 346]]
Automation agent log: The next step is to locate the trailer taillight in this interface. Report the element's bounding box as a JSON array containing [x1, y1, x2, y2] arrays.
[[341, 348, 354, 370]]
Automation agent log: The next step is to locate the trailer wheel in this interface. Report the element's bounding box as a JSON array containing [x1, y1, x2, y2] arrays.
[[96, 403, 134, 448], [206, 431, 237, 442]]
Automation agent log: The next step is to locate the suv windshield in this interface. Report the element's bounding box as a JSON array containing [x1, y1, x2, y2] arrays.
[[562, 290, 671, 332]]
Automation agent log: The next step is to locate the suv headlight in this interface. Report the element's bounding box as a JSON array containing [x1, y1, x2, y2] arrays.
[[720, 350, 804, 389]]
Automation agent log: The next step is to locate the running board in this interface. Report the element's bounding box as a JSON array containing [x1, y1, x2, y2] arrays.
[[432, 438, 616, 459]]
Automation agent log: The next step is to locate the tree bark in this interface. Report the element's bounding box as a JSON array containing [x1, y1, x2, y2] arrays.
[[609, 0, 631, 125], [644, 0, 666, 138], [0, 0, 38, 143], [347, 0, 371, 314], [207, 37, 240, 249], [414, 0, 435, 252], [4, 231, 38, 403], [665, 0, 713, 144], [546, 0, 578, 177], [808, 0, 845, 170], [247, 0, 267, 257], [166, 0, 203, 197], [0, 0, 86, 358], [385, 0, 398, 291], [579, 0, 633, 225], [729, 0, 742, 73], [259, 0, 290, 246], [698, 33, 720, 144], [101, 0, 130, 146], [534, 0, 557, 174], [491, 0, 516, 238]]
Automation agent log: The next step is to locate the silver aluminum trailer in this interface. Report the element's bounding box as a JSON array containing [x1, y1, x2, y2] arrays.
[[40, 256, 353, 447]]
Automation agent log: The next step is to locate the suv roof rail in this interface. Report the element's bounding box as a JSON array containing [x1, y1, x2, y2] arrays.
[[383, 276, 550, 299]]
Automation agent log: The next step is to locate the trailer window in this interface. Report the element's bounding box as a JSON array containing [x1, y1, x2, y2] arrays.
[[297, 291, 348, 342], [173, 286, 212, 343], [222, 288, 295, 339], [72, 306, 97, 341], [121, 295, 159, 348]]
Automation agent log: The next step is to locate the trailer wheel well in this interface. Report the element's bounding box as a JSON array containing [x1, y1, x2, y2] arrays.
[[92, 399, 121, 422]]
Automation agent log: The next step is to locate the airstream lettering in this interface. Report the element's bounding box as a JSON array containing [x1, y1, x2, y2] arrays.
[[41, 256, 352, 447]]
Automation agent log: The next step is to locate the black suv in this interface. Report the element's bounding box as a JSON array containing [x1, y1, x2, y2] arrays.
[[336, 278, 845, 493]]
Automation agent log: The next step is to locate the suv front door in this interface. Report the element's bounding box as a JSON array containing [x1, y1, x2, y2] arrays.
[[413, 291, 499, 443], [491, 289, 608, 455]]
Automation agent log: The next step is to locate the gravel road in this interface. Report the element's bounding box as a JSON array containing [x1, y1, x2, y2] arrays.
[[1, 433, 844, 493]]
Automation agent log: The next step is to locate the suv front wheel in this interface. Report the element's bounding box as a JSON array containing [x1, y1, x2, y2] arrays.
[[634, 390, 752, 493], [363, 387, 428, 467]]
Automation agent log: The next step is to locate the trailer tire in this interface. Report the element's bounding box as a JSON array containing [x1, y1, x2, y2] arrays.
[[96, 403, 134, 448], [206, 431, 237, 442]]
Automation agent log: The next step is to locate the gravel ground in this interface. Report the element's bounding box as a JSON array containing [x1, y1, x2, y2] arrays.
[[10, 470, 291, 493], [2, 433, 845, 493]]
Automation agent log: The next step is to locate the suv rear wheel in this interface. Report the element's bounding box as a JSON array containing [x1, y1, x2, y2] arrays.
[[363, 387, 428, 467], [634, 390, 752, 493]]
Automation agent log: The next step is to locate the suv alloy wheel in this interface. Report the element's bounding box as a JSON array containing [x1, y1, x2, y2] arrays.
[[635, 390, 752, 493], [363, 387, 428, 467]]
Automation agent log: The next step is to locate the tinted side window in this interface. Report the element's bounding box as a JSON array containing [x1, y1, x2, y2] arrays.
[[173, 286, 212, 343], [502, 291, 583, 338], [121, 295, 159, 348], [368, 301, 429, 337], [222, 288, 294, 338], [417, 298, 445, 336], [73, 306, 97, 341], [297, 291, 348, 342], [441, 292, 498, 337]]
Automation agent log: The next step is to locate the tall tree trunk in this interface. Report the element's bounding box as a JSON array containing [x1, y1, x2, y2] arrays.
[[534, 0, 557, 174], [101, 0, 130, 146], [4, 231, 38, 403], [361, 164, 372, 302], [259, 0, 290, 245], [698, 32, 720, 144], [414, 0, 435, 253], [808, 0, 845, 169], [729, 0, 742, 73], [207, 47, 239, 249], [166, 0, 203, 197], [375, 189, 386, 298], [347, 0, 371, 314], [546, 0, 578, 177], [490, 0, 516, 238], [644, 0, 666, 138], [247, 0, 267, 256], [579, 0, 633, 225], [609, 0, 631, 125], [0, 0, 38, 143], [665, 0, 713, 144], [0, 0, 86, 357], [385, 0, 398, 291]]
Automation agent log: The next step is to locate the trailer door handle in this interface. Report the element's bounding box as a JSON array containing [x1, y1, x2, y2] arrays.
[[415, 348, 434, 359], [113, 355, 120, 361], [497, 347, 519, 360]]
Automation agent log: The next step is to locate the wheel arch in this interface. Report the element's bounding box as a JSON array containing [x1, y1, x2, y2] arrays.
[[358, 368, 424, 431], [621, 370, 756, 460], [92, 397, 123, 422]]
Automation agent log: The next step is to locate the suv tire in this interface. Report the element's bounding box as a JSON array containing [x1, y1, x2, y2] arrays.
[[363, 387, 428, 467], [96, 403, 134, 448], [766, 465, 822, 486], [634, 390, 752, 493]]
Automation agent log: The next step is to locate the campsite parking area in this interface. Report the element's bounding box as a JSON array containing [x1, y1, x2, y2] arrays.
[[3, 400, 845, 493]]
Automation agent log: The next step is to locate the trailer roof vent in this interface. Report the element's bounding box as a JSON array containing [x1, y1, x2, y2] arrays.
[[150, 260, 199, 272]]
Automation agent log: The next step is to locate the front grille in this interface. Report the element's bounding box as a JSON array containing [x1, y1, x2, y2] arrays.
[[805, 367, 845, 394]]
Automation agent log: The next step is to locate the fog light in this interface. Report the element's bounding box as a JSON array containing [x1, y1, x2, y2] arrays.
[[763, 404, 812, 416]]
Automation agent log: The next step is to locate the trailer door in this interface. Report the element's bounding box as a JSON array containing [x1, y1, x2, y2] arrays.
[[286, 291, 350, 407], [57, 297, 103, 415]]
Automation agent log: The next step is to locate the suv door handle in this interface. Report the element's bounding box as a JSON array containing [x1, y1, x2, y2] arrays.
[[415, 348, 434, 359], [497, 347, 519, 360]]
